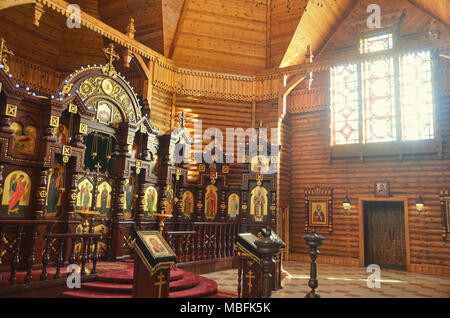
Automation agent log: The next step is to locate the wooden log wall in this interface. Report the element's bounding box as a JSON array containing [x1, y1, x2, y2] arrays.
[[175, 95, 253, 184], [287, 64, 450, 275]]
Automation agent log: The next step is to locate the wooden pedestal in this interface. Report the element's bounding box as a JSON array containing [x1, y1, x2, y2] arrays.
[[133, 257, 171, 298]]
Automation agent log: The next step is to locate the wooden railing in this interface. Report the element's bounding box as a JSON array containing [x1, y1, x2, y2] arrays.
[[164, 231, 196, 263], [42, 233, 101, 279], [0, 220, 57, 284], [0, 220, 101, 286], [163, 222, 239, 263]]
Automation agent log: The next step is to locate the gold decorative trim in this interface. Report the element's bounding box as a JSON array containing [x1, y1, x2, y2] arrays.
[[79, 123, 88, 135], [235, 242, 261, 265], [69, 103, 78, 114], [134, 245, 176, 275], [49, 115, 59, 127], [5, 104, 17, 117]]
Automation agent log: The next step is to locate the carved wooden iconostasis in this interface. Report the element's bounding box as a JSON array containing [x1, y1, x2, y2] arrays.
[[0, 43, 163, 265], [0, 42, 283, 271]]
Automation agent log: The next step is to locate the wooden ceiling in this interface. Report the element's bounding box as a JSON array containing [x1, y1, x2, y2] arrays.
[[0, 0, 448, 76], [170, 0, 268, 74], [0, 3, 105, 73], [409, 0, 450, 27]]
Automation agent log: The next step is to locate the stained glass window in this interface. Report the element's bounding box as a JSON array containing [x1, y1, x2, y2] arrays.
[[362, 57, 396, 143], [400, 51, 434, 141], [330, 64, 359, 145], [360, 33, 393, 54], [330, 32, 434, 146]]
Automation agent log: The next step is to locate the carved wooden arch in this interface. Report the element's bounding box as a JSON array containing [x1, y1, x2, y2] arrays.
[[55, 66, 142, 125]]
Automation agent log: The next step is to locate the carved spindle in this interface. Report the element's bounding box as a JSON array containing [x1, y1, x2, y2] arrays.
[[228, 225, 233, 257], [9, 225, 23, 284], [69, 238, 77, 265], [80, 238, 88, 275], [176, 235, 182, 262], [40, 225, 53, 281], [54, 239, 64, 279], [0, 224, 5, 267], [216, 225, 221, 258], [183, 234, 188, 262], [237, 258, 242, 298], [92, 237, 99, 274], [213, 225, 218, 259], [40, 235, 51, 281], [25, 225, 39, 283]]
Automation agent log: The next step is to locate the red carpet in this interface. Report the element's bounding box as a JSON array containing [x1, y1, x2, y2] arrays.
[[60, 262, 218, 298]]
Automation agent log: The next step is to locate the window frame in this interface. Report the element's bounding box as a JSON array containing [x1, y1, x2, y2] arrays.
[[330, 30, 439, 155]]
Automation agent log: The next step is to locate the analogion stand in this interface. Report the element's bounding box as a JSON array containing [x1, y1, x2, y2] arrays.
[[132, 230, 176, 298]]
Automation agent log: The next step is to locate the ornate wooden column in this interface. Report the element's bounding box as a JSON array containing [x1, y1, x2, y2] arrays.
[[219, 190, 227, 221], [33, 169, 49, 219], [136, 177, 147, 229], [194, 189, 205, 221]]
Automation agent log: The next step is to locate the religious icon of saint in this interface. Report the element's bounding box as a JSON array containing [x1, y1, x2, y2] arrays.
[[82, 184, 91, 211], [165, 187, 173, 215], [99, 184, 108, 216], [8, 174, 27, 215], [97, 102, 112, 124], [124, 181, 134, 214], [253, 189, 265, 221], [312, 204, 325, 224], [47, 167, 62, 214], [184, 192, 192, 216], [206, 190, 217, 218], [146, 187, 156, 214], [55, 124, 67, 145], [229, 194, 239, 218], [146, 237, 168, 255], [377, 183, 386, 195], [11, 123, 37, 154]]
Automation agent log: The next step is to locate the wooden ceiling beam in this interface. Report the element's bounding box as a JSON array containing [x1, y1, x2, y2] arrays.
[[408, 0, 450, 28], [0, 0, 35, 11], [314, 0, 361, 61], [266, 0, 271, 68], [168, 0, 190, 59]]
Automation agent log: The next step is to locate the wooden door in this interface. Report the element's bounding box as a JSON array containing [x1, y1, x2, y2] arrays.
[[364, 202, 406, 269]]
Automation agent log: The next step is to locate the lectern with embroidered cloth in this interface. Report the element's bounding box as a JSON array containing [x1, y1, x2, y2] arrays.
[[132, 230, 176, 298]]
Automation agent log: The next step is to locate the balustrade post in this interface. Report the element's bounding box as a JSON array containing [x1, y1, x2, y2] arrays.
[[54, 238, 64, 279], [80, 238, 88, 276], [92, 237, 99, 274], [213, 225, 218, 259], [9, 225, 23, 284], [25, 225, 39, 283], [0, 224, 4, 267], [69, 238, 77, 266], [217, 225, 222, 258], [40, 234, 51, 281]]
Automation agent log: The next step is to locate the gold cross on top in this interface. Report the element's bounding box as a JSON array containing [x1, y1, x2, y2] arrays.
[[103, 43, 120, 70], [94, 162, 102, 174], [178, 111, 189, 128], [0, 38, 14, 73]]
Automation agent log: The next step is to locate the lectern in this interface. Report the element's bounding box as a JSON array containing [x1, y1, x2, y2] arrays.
[[235, 231, 282, 298], [132, 230, 176, 298], [258, 229, 285, 291]]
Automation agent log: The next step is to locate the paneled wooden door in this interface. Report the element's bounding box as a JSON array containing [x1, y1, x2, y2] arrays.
[[363, 202, 406, 269]]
